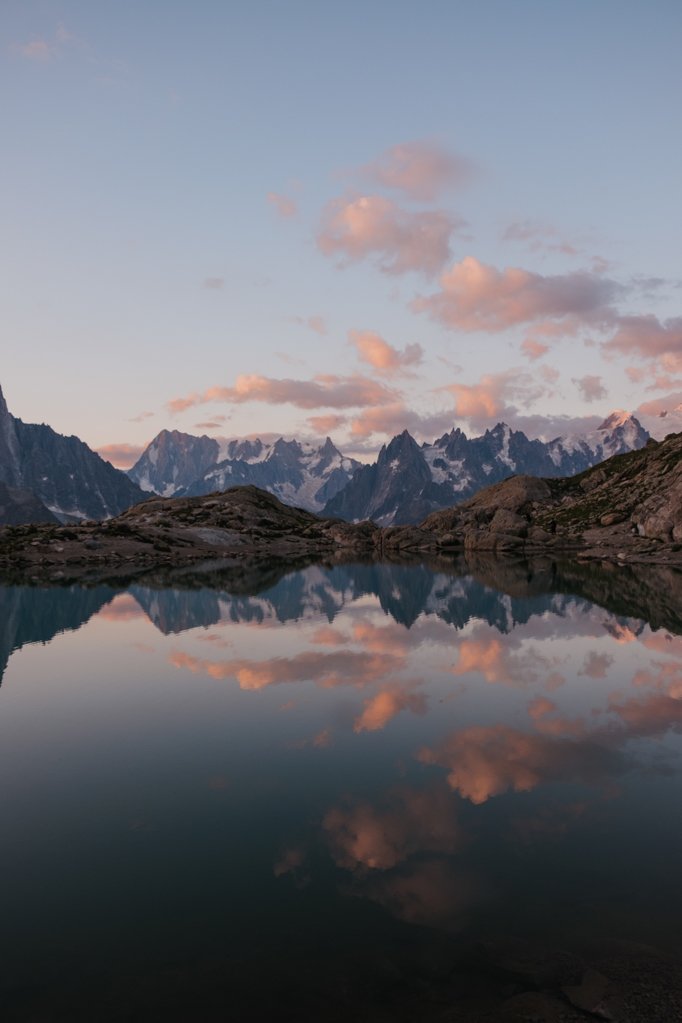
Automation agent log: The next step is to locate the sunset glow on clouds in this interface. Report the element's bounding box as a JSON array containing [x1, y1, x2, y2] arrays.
[[318, 195, 464, 277], [362, 140, 476, 200], [4, 4, 682, 453]]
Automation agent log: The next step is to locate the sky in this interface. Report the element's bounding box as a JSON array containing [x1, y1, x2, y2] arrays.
[[3, 0, 682, 467]]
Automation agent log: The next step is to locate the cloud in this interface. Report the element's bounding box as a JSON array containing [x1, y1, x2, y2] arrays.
[[573, 374, 607, 403], [521, 338, 549, 361], [318, 194, 463, 276], [128, 410, 154, 423], [445, 369, 546, 430], [450, 630, 562, 689], [167, 373, 400, 414], [579, 651, 613, 679], [346, 402, 455, 442], [418, 725, 621, 804], [362, 140, 476, 200], [292, 314, 327, 335], [502, 219, 578, 256], [349, 329, 423, 375], [363, 858, 476, 928], [96, 442, 146, 469], [267, 191, 298, 218], [604, 315, 682, 370], [413, 256, 620, 333], [307, 414, 347, 435], [353, 686, 427, 733], [97, 594, 146, 622], [324, 784, 459, 872], [194, 420, 225, 430], [203, 277, 224, 290], [169, 648, 403, 690]]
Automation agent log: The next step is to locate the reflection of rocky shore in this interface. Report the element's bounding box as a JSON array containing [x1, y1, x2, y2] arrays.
[[119, 556, 680, 638], [0, 585, 115, 684], [467, 555, 682, 636]]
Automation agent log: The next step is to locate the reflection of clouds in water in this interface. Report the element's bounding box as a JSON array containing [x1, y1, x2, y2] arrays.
[[169, 648, 404, 690], [363, 858, 477, 929], [418, 725, 624, 805], [96, 593, 146, 622], [324, 784, 476, 928], [354, 686, 427, 732], [450, 627, 566, 690], [324, 784, 460, 871], [419, 663, 682, 805], [579, 651, 614, 679]]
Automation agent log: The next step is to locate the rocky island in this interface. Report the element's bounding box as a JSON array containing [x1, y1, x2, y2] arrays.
[[1, 429, 682, 583]]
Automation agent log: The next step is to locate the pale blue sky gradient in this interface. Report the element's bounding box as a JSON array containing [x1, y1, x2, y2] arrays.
[[3, 1, 681, 462]]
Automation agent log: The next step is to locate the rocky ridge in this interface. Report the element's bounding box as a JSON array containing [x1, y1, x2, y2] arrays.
[[2, 431, 682, 582]]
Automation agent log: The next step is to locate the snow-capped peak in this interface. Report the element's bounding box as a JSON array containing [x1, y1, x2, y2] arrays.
[[597, 409, 634, 432]]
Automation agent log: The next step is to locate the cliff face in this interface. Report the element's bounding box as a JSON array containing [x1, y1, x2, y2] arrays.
[[0, 384, 146, 521]]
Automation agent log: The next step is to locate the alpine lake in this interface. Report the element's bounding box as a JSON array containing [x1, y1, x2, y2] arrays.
[[2, 554, 682, 1021]]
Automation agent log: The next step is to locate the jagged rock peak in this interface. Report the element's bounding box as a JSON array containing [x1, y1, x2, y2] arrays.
[[598, 409, 636, 431]]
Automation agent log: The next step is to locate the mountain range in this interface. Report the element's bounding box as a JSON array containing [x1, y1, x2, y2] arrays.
[[129, 411, 649, 526], [0, 379, 651, 528], [0, 385, 145, 523], [128, 430, 360, 513], [322, 411, 648, 524]]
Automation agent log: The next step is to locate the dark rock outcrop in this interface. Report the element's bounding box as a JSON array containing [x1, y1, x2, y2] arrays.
[[0, 384, 146, 521]]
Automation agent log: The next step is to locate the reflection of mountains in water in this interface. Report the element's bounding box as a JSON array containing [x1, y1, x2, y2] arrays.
[[0, 584, 115, 684], [129, 560, 655, 638], [3, 558, 681, 682]]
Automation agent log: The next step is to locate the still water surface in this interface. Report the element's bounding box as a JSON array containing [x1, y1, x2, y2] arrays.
[[1, 558, 682, 1019]]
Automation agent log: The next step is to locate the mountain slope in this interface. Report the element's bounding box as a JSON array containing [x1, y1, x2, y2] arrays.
[[129, 432, 360, 513], [324, 412, 649, 525], [417, 431, 682, 558], [0, 384, 146, 521]]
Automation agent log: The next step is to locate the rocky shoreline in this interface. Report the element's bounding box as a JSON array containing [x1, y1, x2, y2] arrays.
[[1, 431, 682, 582]]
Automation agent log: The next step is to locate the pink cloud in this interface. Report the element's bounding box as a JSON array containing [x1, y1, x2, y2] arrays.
[[169, 648, 402, 690], [128, 410, 154, 423], [418, 724, 613, 804], [353, 686, 427, 733], [521, 338, 549, 361], [324, 784, 459, 872], [307, 413, 347, 434], [573, 374, 607, 403], [413, 256, 620, 333], [167, 373, 400, 414], [604, 315, 682, 367], [203, 277, 224, 290], [318, 194, 462, 276], [445, 369, 546, 430], [96, 442, 146, 469], [349, 329, 423, 375], [267, 191, 297, 218], [347, 403, 455, 442], [362, 140, 476, 200]]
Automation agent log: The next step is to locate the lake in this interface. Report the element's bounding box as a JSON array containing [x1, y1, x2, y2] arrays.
[[2, 556, 682, 1020]]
